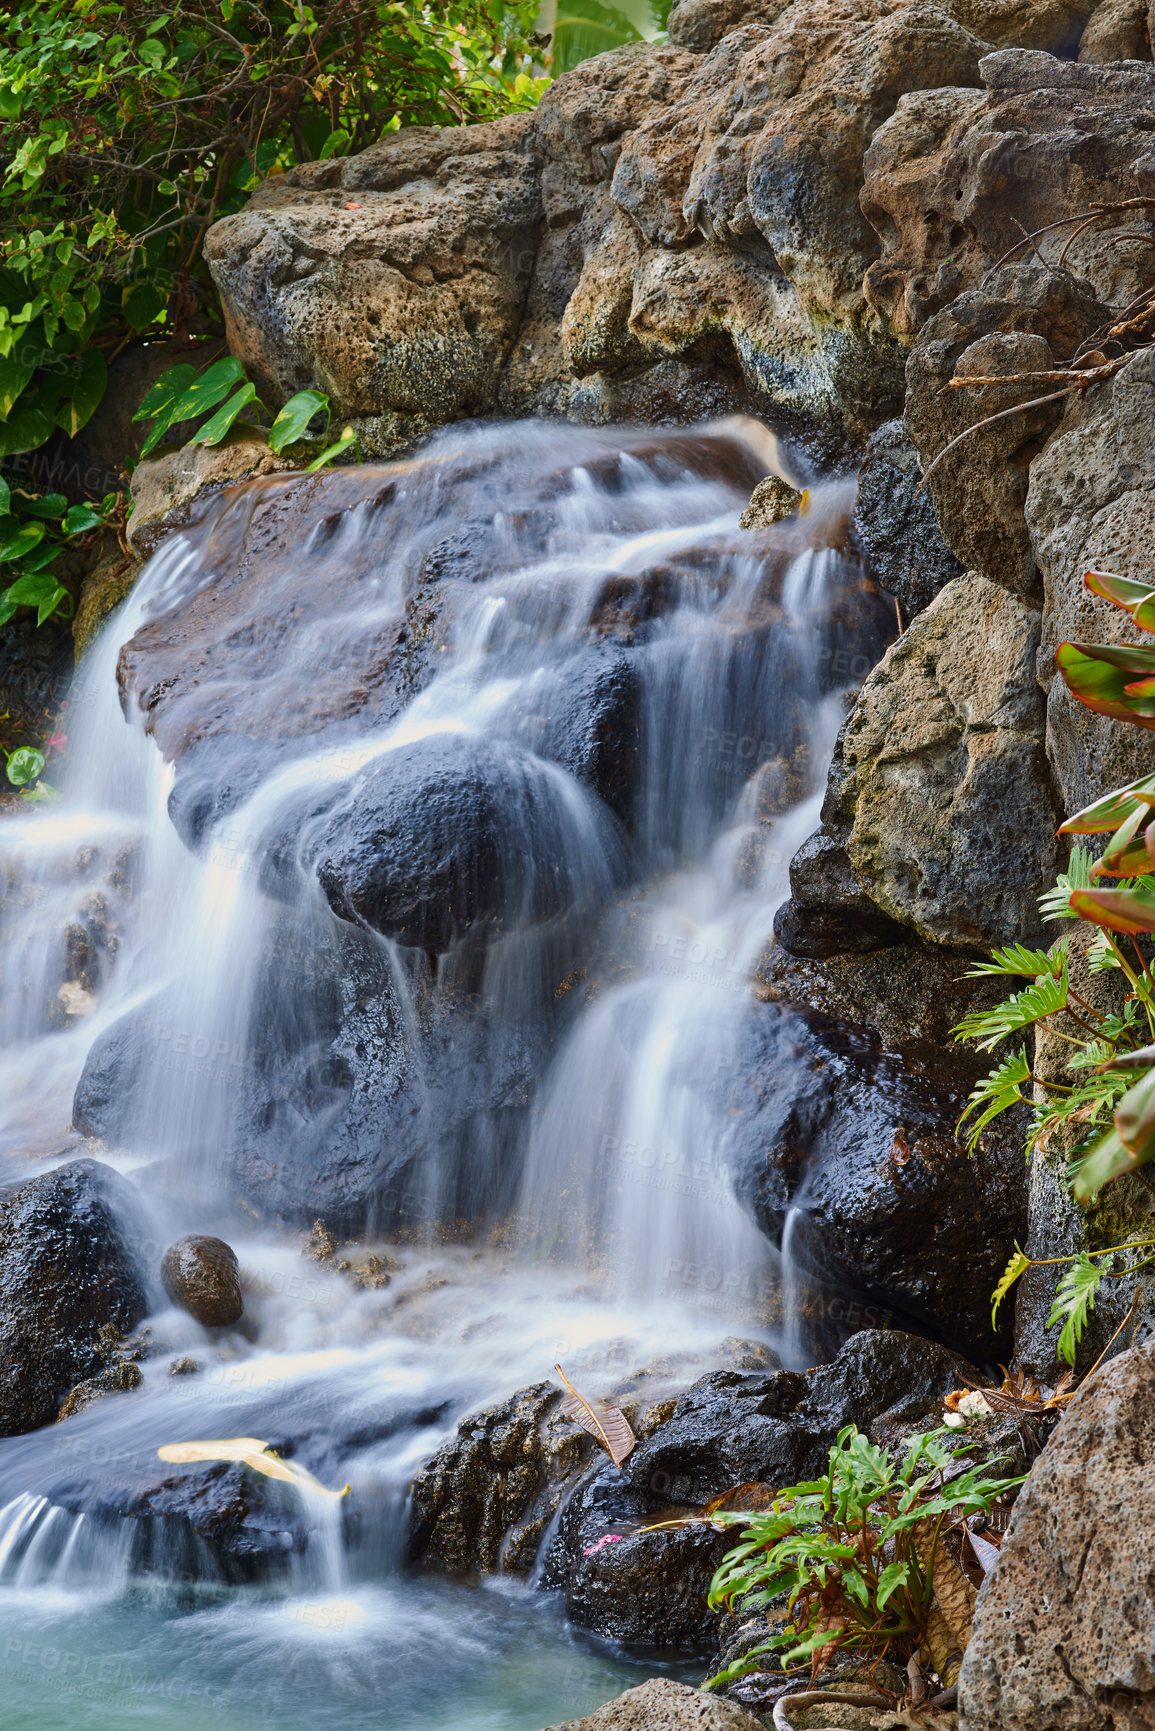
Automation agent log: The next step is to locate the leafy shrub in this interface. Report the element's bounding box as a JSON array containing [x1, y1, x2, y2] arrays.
[[957, 566, 1155, 1359], [0, 471, 113, 627], [705, 1426, 1020, 1684], [134, 359, 356, 470], [0, 1, 545, 500]]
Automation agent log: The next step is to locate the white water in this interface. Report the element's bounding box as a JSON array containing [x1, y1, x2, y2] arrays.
[[0, 420, 883, 1729]]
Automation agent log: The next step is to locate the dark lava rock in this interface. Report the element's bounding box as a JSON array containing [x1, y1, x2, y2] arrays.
[[306, 732, 621, 951], [853, 418, 963, 620], [718, 1004, 1027, 1363], [773, 828, 906, 959], [510, 647, 642, 827], [161, 1235, 243, 1327], [0, 1160, 148, 1436], [56, 1358, 143, 1422], [410, 1332, 975, 1651]]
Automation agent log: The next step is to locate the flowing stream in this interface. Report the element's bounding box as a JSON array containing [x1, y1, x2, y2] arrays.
[[0, 420, 884, 1730]]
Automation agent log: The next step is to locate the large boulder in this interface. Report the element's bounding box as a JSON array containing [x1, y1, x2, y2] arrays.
[[305, 733, 623, 952], [543, 1679, 764, 1731], [0, 1160, 148, 1436], [853, 418, 963, 620], [1027, 346, 1155, 819], [783, 572, 1062, 956], [204, 115, 543, 455], [722, 1002, 1027, 1360], [959, 1330, 1155, 1731]]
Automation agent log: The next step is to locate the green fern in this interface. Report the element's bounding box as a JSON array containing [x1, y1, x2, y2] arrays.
[[958, 1049, 1031, 1152], [964, 943, 1064, 980], [1047, 1255, 1104, 1366], [1039, 846, 1095, 922], [953, 964, 1068, 1052]]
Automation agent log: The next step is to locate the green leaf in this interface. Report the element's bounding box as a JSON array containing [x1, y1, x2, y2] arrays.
[[1071, 1125, 1145, 1201], [164, 356, 247, 424], [0, 400, 56, 456], [49, 347, 107, 437], [1084, 569, 1155, 634], [5, 746, 45, 787], [965, 943, 1063, 979], [1047, 1255, 1103, 1366], [1056, 641, 1155, 730], [875, 1561, 910, 1612], [953, 963, 1068, 1052], [305, 424, 358, 471], [135, 364, 200, 424], [958, 1048, 1032, 1153], [0, 478, 8, 515], [0, 522, 46, 563], [13, 491, 67, 519], [268, 388, 329, 454], [64, 503, 101, 535], [1039, 847, 1096, 922], [551, 0, 643, 74], [991, 1245, 1031, 1329], [3, 568, 65, 612], [188, 380, 261, 446], [0, 346, 38, 417]]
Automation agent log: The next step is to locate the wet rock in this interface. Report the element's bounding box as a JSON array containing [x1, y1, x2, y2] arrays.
[[543, 1678, 765, 1731], [772, 829, 907, 960], [161, 1235, 243, 1328], [754, 930, 1006, 1050], [56, 1358, 143, 1422], [0, 614, 71, 749], [0, 1159, 147, 1437], [111, 1461, 311, 1585], [547, 1331, 978, 1647], [408, 1381, 595, 1577], [205, 115, 543, 452], [1027, 346, 1155, 819], [853, 419, 963, 619], [72, 534, 142, 659], [724, 1003, 1027, 1359], [739, 475, 802, 529], [958, 1329, 1155, 1731], [307, 732, 621, 951], [506, 647, 642, 827], [127, 426, 295, 559], [810, 572, 1062, 951]]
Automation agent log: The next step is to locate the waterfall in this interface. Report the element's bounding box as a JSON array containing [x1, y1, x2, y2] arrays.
[[0, 420, 888, 1729]]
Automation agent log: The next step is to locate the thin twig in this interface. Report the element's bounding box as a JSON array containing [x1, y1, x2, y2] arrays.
[[916, 388, 1077, 492]]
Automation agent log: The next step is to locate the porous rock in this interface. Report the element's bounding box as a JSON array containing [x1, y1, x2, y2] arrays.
[[160, 1235, 243, 1328], [958, 1329, 1155, 1731], [786, 572, 1062, 955], [1026, 346, 1155, 820], [853, 419, 963, 619], [542, 1679, 764, 1731], [0, 1159, 147, 1437]]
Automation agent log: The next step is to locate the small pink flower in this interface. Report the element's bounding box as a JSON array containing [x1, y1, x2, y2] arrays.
[[47, 734, 68, 750], [583, 1534, 624, 1557]]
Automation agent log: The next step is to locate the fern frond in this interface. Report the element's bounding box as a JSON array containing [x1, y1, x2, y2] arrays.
[[953, 964, 1068, 1051]]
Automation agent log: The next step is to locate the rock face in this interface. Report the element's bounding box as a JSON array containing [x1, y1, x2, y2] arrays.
[[853, 419, 963, 619], [160, 1235, 244, 1328], [959, 1331, 1155, 1731], [1027, 346, 1155, 818], [0, 1160, 147, 1436], [723, 1002, 1027, 1359], [411, 1331, 978, 1649], [206, 5, 1132, 461], [543, 1679, 765, 1731], [784, 573, 1062, 955]]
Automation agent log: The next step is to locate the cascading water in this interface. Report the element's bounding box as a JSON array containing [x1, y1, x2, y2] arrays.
[[0, 420, 890, 1730]]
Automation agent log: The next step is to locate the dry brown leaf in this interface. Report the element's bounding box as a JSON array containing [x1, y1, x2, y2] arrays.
[[703, 1481, 777, 1516], [554, 1365, 636, 1466], [912, 1517, 976, 1654], [157, 1437, 349, 1498]]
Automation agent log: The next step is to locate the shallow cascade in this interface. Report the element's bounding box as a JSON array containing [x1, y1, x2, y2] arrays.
[[0, 419, 895, 1731]]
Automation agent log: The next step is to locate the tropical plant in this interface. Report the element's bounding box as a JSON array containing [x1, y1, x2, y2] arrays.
[[0, 471, 114, 627], [549, 0, 670, 75], [133, 359, 357, 471], [703, 1426, 1021, 1685], [955, 565, 1155, 1361], [0, 0, 546, 576]]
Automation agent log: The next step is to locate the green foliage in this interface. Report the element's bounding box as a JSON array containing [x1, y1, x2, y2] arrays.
[[704, 1427, 1020, 1684], [0, 472, 114, 628], [0, 0, 546, 625], [1048, 1255, 1104, 1365], [952, 962, 1069, 1053], [132, 358, 359, 474]]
